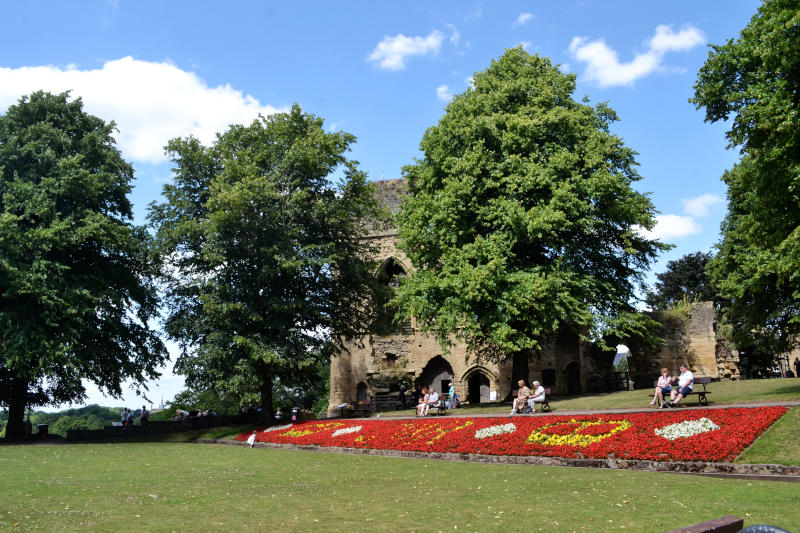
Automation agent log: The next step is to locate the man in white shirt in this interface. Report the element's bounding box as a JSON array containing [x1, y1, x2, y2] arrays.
[[528, 381, 546, 413], [669, 363, 694, 407]]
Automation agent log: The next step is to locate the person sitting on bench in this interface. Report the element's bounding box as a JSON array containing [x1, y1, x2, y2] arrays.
[[528, 381, 546, 412], [510, 380, 530, 415], [651, 367, 672, 408], [423, 387, 440, 415], [416, 387, 429, 416], [668, 363, 694, 407]]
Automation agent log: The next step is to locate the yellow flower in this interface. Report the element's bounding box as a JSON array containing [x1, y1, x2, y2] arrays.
[[526, 419, 631, 447], [281, 422, 344, 438]]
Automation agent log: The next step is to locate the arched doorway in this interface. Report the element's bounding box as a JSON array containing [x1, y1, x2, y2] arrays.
[[565, 361, 581, 395], [467, 371, 491, 404], [375, 258, 411, 334], [416, 355, 454, 395], [356, 382, 368, 402]]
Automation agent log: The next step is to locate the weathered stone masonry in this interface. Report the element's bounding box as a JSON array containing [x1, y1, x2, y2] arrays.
[[328, 180, 739, 413]]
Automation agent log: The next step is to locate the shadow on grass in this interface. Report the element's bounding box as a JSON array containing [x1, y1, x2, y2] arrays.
[[757, 384, 800, 397]]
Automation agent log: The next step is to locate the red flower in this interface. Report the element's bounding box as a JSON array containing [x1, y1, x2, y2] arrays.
[[234, 406, 788, 463]]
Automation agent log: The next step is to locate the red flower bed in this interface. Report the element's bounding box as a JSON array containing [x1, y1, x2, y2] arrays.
[[235, 406, 787, 462]]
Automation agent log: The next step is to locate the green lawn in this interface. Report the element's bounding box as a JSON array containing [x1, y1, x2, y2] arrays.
[[737, 407, 800, 466], [0, 443, 797, 532], [382, 377, 800, 418]]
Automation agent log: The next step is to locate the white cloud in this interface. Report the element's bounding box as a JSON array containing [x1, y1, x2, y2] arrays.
[[519, 41, 532, 51], [513, 12, 534, 28], [649, 24, 705, 53], [367, 30, 444, 71], [636, 214, 702, 241], [447, 24, 461, 45], [0, 57, 283, 164], [465, 7, 483, 20], [568, 24, 704, 87], [436, 84, 454, 102], [682, 193, 724, 218]]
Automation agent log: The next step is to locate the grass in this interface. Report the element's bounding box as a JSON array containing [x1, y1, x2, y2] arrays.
[[380, 377, 800, 418], [0, 443, 798, 532], [737, 407, 800, 466]]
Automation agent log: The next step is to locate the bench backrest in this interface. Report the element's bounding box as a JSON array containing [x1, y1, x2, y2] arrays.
[[654, 376, 712, 386]]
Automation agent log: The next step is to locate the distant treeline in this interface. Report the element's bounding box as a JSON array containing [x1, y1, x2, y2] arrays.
[[0, 405, 155, 438]]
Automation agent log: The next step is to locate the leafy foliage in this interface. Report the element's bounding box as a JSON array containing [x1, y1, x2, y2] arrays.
[[692, 1, 800, 356], [149, 105, 380, 422], [394, 48, 667, 360], [0, 405, 129, 438], [645, 252, 716, 310], [0, 92, 166, 439]]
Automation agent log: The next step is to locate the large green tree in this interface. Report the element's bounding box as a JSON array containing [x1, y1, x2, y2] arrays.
[[149, 105, 379, 422], [645, 252, 716, 310], [0, 92, 166, 439], [394, 48, 667, 370], [692, 1, 800, 354]]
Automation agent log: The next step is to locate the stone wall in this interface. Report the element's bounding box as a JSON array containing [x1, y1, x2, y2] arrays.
[[628, 301, 740, 387], [329, 180, 740, 412], [329, 179, 595, 413]]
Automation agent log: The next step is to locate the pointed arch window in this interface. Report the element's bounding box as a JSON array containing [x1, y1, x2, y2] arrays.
[[375, 258, 412, 334]]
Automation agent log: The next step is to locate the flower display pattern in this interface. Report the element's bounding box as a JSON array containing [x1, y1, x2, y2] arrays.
[[654, 417, 720, 441], [235, 406, 787, 462], [526, 419, 632, 447], [475, 423, 516, 439], [332, 425, 362, 438]]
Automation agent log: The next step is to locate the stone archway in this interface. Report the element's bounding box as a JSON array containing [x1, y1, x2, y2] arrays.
[[375, 258, 411, 334], [416, 355, 454, 395], [565, 361, 581, 395], [463, 366, 494, 404], [356, 382, 368, 402]]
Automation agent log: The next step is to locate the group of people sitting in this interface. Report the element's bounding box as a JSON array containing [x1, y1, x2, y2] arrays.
[[510, 379, 546, 415], [650, 363, 694, 408], [415, 385, 451, 416], [172, 408, 217, 421]]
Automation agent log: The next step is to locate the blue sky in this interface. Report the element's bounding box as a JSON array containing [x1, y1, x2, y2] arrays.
[[0, 1, 760, 408]]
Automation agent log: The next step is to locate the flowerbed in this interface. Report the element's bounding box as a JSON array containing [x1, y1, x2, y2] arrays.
[[235, 406, 788, 462]]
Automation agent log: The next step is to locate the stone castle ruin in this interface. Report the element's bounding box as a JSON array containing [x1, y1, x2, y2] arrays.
[[327, 180, 740, 413]]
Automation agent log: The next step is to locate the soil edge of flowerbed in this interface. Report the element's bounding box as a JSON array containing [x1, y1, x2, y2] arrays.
[[196, 438, 800, 480]]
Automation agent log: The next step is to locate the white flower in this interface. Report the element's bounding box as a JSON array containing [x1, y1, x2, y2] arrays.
[[475, 423, 517, 439], [655, 417, 720, 441], [263, 423, 293, 433], [332, 425, 363, 438]]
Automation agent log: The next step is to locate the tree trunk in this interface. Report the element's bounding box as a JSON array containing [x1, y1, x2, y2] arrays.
[[5, 376, 29, 440], [258, 366, 274, 425], [511, 350, 530, 386]]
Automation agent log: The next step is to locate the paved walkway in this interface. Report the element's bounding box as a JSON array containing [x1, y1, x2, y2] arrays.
[[363, 400, 800, 420]]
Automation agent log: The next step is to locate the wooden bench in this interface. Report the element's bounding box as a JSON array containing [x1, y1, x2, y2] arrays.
[[434, 394, 449, 415], [648, 376, 712, 406], [527, 388, 551, 413]]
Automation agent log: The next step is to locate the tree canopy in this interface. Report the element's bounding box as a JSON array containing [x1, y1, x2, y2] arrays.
[[394, 48, 667, 363], [149, 105, 380, 421], [645, 252, 716, 310], [692, 0, 800, 354], [0, 91, 166, 439]]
